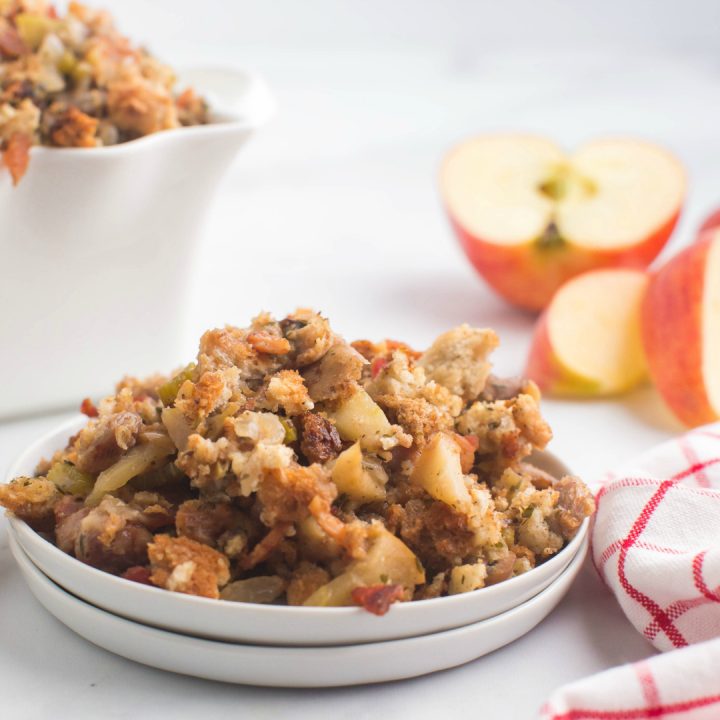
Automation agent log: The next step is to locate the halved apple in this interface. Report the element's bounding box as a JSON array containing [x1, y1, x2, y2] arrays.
[[642, 231, 720, 426], [440, 135, 685, 311], [525, 269, 649, 396]]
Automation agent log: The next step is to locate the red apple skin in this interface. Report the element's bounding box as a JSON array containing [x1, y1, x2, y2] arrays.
[[450, 209, 680, 312], [698, 208, 720, 236], [525, 308, 602, 396], [642, 236, 717, 427], [524, 313, 559, 392]]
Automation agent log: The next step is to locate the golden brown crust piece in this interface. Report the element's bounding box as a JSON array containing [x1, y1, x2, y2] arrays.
[[48, 106, 98, 147], [263, 370, 313, 416], [198, 326, 254, 372], [247, 331, 291, 356], [555, 475, 596, 540], [376, 394, 455, 448], [0, 476, 60, 528], [174, 368, 238, 421], [418, 325, 499, 402], [148, 534, 230, 599], [390, 498, 478, 573], [457, 393, 552, 472], [286, 561, 331, 605], [257, 464, 337, 526]]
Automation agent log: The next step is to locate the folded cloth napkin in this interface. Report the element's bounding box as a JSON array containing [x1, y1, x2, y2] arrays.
[[540, 422, 720, 719]]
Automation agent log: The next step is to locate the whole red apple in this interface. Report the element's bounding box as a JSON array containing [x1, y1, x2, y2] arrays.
[[642, 230, 720, 426], [698, 208, 720, 236]]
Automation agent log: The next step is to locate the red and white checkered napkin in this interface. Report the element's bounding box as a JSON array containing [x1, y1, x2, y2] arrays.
[[540, 423, 720, 719]]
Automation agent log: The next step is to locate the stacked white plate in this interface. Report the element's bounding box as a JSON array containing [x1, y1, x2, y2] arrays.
[[5, 419, 589, 687]]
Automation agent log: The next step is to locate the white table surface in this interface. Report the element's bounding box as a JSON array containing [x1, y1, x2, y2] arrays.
[[0, 41, 713, 718]]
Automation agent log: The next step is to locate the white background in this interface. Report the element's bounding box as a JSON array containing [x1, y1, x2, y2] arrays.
[[2, 1, 719, 717]]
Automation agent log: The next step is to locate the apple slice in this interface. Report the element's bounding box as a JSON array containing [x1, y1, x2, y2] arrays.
[[440, 135, 685, 311], [642, 231, 720, 426], [525, 269, 649, 396]]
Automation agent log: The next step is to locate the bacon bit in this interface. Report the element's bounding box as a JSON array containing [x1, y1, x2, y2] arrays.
[[453, 433, 479, 474], [370, 356, 388, 379], [351, 584, 404, 616], [385, 339, 422, 360], [247, 331, 291, 356], [121, 566, 153, 585], [240, 523, 290, 570], [0, 25, 27, 59], [3, 133, 31, 185], [80, 397, 99, 418]]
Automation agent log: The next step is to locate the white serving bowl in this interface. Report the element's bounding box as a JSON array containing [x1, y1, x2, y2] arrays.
[[0, 67, 275, 419], [10, 531, 588, 687], [6, 416, 589, 647]]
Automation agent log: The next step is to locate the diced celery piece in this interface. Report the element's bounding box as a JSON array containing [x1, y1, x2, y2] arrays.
[[15, 14, 58, 50], [279, 417, 297, 444], [71, 60, 92, 84], [47, 461, 94, 496], [158, 362, 196, 406], [57, 50, 77, 76]]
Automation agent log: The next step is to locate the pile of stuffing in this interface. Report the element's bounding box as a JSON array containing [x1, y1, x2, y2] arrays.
[[0, 310, 595, 615], [0, 1, 208, 184]]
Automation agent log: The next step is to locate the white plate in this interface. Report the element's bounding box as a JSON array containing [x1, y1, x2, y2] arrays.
[[7, 416, 588, 646], [10, 533, 587, 687]]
